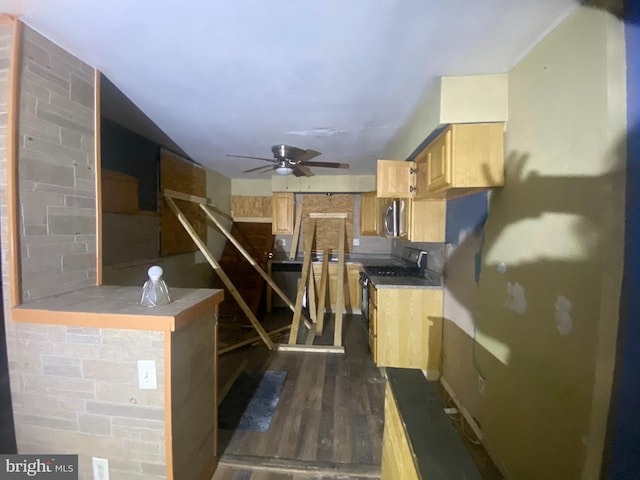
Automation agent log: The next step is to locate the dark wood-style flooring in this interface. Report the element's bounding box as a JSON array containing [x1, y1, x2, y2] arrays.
[[213, 309, 504, 480], [214, 311, 385, 480]]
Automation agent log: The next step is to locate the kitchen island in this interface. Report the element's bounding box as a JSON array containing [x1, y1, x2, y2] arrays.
[[11, 285, 224, 480]]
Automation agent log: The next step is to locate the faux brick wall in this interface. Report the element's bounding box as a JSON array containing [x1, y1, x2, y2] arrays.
[[171, 312, 216, 479], [0, 23, 218, 480], [0, 24, 12, 298], [18, 25, 97, 302], [10, 322, 167, 480]]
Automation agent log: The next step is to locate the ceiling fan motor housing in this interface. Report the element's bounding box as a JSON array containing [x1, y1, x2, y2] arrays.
[[272, 144, 304, 162]]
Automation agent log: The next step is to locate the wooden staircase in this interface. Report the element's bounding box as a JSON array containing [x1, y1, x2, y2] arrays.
[[212, 222, 275, 325]]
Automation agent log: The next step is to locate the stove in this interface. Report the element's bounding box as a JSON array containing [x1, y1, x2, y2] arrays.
[[363, 265, 423, 278], [363, 247, 429, 278]]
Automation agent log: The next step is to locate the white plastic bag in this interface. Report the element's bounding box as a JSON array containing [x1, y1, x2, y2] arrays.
[[140, 266, 172, 307]]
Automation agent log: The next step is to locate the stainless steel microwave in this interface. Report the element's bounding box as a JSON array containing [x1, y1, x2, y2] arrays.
[[381, 199, 406, 237]]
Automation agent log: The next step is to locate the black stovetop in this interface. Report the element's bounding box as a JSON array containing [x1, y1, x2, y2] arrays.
[[363, 265, 423, 278]]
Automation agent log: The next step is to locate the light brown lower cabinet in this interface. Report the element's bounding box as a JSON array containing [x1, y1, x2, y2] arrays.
[[368, 286, 443, 377], [312, 262, 362, 313], [381, 383, 420, 480]]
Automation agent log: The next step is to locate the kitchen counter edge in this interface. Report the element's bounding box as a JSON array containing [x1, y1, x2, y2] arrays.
[[11, 285, 225, 332]]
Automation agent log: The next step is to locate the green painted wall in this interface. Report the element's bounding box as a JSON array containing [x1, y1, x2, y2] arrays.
[[442, 6, 626, 479]]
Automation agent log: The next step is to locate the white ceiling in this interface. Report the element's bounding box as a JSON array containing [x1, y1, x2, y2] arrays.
[[5, 0, 578, 178]]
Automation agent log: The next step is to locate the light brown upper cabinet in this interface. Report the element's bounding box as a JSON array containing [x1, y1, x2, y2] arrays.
[[360, 191, 383, 236], [377, 122, 505, 200], [271, 192, 294, 234], [406, 199, 446, 242]]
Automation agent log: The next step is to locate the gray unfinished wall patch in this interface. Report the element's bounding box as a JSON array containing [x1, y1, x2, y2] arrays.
[[555, 295, 574, 335], [505, 281, 527, 315]]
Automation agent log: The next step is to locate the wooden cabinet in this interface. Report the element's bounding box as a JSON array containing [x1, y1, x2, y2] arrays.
[[377, 122, 504, 200], [368, 286, 443, 377], [312, 262, 361, 313], [376, 160, 417, 199], [381, 384, 420, 480], [406, 198, 446, 242], [368, 283, 378, 363], [271, 192, 294, 234], [424, 125, 452, 192], [361, 192, 445, 242], [425, 122, 504, 197], [360, 191, 383, 236]]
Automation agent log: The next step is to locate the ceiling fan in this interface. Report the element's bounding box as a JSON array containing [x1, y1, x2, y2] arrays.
[[227, 144, 349, 177]]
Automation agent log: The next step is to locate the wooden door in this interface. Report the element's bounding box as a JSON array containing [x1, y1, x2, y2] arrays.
[[413, 147, 430, 200], [426, 127, 453, 193], [360, 191, 381, 236], [369, 285, 378, 363], [271, 192, 294, 234], [376, 160, 414, 198], [212, 222, 274, 324], [375, 288, 443, 373], [347, 264, 362, 311], [406, 199, 446, 242]]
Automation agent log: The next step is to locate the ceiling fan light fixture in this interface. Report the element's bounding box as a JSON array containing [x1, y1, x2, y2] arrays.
[[275, 165, 294, 175]]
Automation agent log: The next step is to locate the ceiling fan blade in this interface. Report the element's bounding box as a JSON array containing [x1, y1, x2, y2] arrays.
[[227, 154, 275, 162], [243, 165, 275, 174], [299, 161, 349, 169], [292, 149, 322, 163], [292, 165, 314, 177]]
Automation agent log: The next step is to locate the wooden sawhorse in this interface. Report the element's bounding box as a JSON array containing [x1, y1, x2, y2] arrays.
[[278, 213, 347, 354]]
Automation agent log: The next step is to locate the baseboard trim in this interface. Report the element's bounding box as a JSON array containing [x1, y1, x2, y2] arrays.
[[440, 377, 484, 441]]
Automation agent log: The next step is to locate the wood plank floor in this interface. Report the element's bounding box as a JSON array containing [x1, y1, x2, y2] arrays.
[[213, 311, 385, 480], [213, 309, 504, 480]]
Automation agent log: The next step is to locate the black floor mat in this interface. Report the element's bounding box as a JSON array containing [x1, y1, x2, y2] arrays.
[[218, 370, 287, 432]]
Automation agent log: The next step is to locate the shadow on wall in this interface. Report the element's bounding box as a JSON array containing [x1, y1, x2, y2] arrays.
[[440, 119, 629, 479]]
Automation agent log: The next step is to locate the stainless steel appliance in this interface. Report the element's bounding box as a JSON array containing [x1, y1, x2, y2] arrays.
[[363, 248, 428, 278], [359, 272, 370, 321], [382, 199, 406, 237]]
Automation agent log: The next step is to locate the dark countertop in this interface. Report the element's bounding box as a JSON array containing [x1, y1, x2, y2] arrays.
[[270, 252, 404, 266], [385, 368, 482, 480], [368, 274, 442, 289], [270, 253, 443, 289]]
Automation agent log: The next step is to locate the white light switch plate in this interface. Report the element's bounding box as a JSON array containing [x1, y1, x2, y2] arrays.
[[92, 457, 109, 480], [137, 360, 157, 390]]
